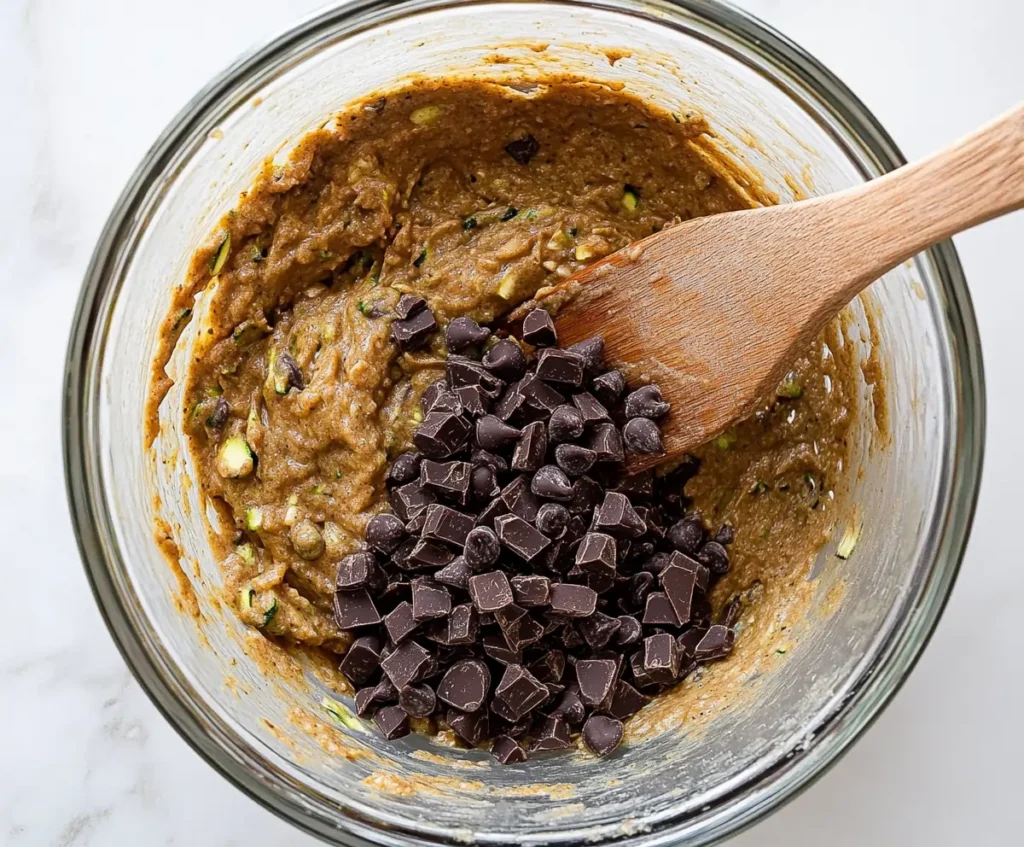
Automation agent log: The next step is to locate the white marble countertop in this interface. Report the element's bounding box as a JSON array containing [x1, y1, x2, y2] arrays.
[[1, 0, 1021, 844]]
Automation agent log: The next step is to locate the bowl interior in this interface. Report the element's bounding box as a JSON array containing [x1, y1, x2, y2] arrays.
[[73, 1, 972, 844]]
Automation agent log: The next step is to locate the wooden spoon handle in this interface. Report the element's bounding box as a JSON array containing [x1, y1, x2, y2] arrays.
[[823, 103, 1024, 298]]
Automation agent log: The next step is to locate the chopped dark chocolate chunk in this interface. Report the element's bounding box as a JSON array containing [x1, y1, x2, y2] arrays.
[[579, 611, 622, 650], [501, 615, 545, 652], [468, 570, 514, 612], [334, 589, 382, 629], [642, 592, 680, 627], [454, 384, 490, 418], [493, 380, 526, 421], [499, 475, 542, 522], [491, 734, 528, 763], [519, 373, 565, 411], [495, 513, 551, 561], [531, 716, 572, 752], [482, 633, 522, 665], [575, 532, 617, 576], [624, 384, 670, 419], [623, 417, 664, 455], [643, 633, 681, 684], [536, 347, 585, 386], [582, 714, 623, 756], [676, 628, 705, 660], [432, 603, 479, 646], [549, 583, 598, 618], [411, 579, 452, 621], [365, 513, 408, 555], [667, 518, 704, 554], [504, 133, 539, 165], [495, 664, 549, 720], [421, 503, 475, 547], [512, 421, 548, 472], [695, 624, 735, 662], [355, 686, 380, 717], [374, 705, 411, 740], [718, 596, 742, 628], [402, 538, 454, 570], [588, 423, 625, 463], [621, 571, 654, 612], [339, 635, 381, 686], [437, 658, 491, 712], [521, 308, 557, 347], [419, 460, 471, 502], [617, 470, 654, 498], [608, 680, 647, 720], [531, 464, 573, 500], [447, 708, 490, 745], [446, 316, 491, 352], [550, 686, 586, 725], [698, 540, 730, 575], [399, 684, 436, 718], [591, 369, 626, 407], [511, 574, 551, 607], [476, 495, 510, 528], [389, 481, 436, 522], [391, 306, 437, 351], [594, 491, 646, 538], [659, 562, 699, 624], [572, 391, 610, 426], [414, 411, 471, 459], [528, 649, 565, 683], [384, 600, 418, 643], [381, 640, 432, 689], [434, 557, 472, 590], [447, 356, 505, 397], [568, 475, 604, 514], [614, 615, 643, 645], [494, 602, 527, 628], [554, 443, 597, 477], [575, 658, 618, 706], [387, 451, 422, 487], [475, 415, 521, 451], [423, 386, 462, 415], [548, 404, 585, 443], [395, 294, 427, 320], [567, 336, 605, 376], [482, 338, 528, 381], [535, 503, 570, 538], [336, 552, 382, 591]]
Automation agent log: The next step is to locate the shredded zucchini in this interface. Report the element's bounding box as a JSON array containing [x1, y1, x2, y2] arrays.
[[837, 519, 861, 560], [210, 232, 231, 275], [214, 436, 254, 479], [410, 105, 442, 125], [244, 507, 263, 531], [322, 697, 369, 733]]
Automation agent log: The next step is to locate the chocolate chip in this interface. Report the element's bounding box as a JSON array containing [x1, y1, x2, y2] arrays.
[[374, 705, 411, 740], [501, 614, 545, 652], [483, 339, 528, 381], [611, 615, 640, 646], [536, 347, 585, 386], [676, 628, 705, 661], [387, 451, 422, 486], [588, 423, 625, 463], [414, 411, 471, 459], [468, 571, 514, 612], [594, 491, 647, 538], [567, 336, 605, 377], [470, 465, 500, 503], [519, 373, 565, 412], [403, 538, 455, 570], [619, 571, 653, 613], [447, 356, 505, 397], [582, 714, 623, 756], [549, 583, 598, 618], [395, 294, 427, 320], [421, 503, 475, 548], [462, 525, 500, 568], [531, 465, 573, 501], [411, 579, 452, 622], [535, 503, 570, 537], [447, 708, 490, 745], [473, 448, 508, 473], [552, 443, 596, 477], [434, 557, 471, 590], [475, 415, 521, 451], [399, 684, 436, 718], [336, 552, 382, 591], [491, 733, 529, 763], [446, 316, 491, 352], [495, 664, 549, 720], [715, 524, 735, 545], [355, 686, 380, 717], [339, 635, 381, 685], [437, 658, 491, 712], [391, 307, 437, 351], [510, 574, 551, 608], [483, 632, 522, 665], [521, 308, 557, 346], [504, 134, 539, 165], [667, 519, 704, 554], [550, 686, 586, 725], [698, 541, 730, 575], [572, 391, 610, 427], [381, 641, 432, 689], [493, 381, 526, 421], [334, 589, 382, 629], [528, 648, 564, 683], [453, 385, 490, 418], [608, 680, 647, 720], [512, 421, 548, 472], [568, 476, 604, 514], [548, 405, 585, 444], [365, 513, 408, 555], [591, 370, 625, 407], [624, 384, 670, 418], [389, 481, 436, 522], [695, 625, 735, 662], [495, 513, 551, 562], [616, 470, 654, 498], [642, 592, 680, 627], [575, 532, 617, 576], [623, 417, 664, 454], [526, 717, 568, 752], [383, 601, 418, 643], [405, 512, 427, 535]]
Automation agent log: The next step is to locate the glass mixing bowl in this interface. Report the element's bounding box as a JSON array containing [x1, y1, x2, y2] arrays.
[[63, 1, 985, 844]]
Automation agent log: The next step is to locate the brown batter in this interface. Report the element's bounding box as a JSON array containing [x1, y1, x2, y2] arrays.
[[154, 78, 853, 717]]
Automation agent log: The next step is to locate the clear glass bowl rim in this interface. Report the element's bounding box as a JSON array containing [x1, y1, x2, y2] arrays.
[[62, 0, 986, 845]]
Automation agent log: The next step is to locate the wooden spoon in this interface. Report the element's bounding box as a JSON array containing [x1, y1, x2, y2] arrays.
[[535, 104, 1023, 462]]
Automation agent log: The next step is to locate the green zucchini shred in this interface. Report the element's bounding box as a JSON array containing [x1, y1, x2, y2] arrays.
[[776, 373, 803, 399], [321, 697, 369, 733], [245, 507, 263, 531], [210, 232, 231, 275], [262, 597, 279, 627], [413, 248, 429, 268]]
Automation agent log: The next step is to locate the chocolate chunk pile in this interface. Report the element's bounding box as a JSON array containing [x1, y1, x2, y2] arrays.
[[335, 305, 736, 763]]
